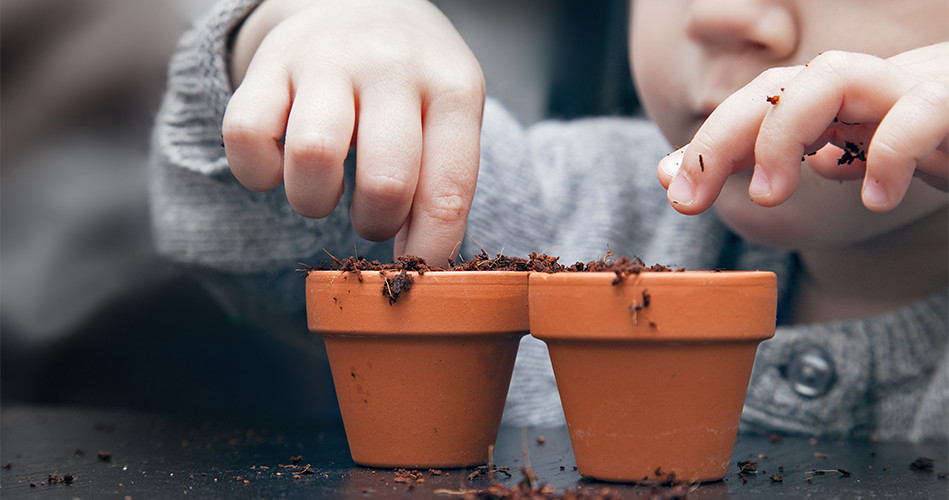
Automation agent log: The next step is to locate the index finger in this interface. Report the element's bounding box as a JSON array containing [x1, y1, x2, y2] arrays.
[[667, 66, 795, 214]]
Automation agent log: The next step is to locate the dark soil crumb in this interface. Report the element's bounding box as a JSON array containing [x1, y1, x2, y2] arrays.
[[394, 468, 426, 487], [45, 473, 75, 485], [770, 474, 783, 482], [289, 455, 303, 464], [837, 141, 866, 165], [737, 460, 758, 474], [276, 461, 315, 480], [560, 252, 679, 277], [2, 461, 10, 469], [96, 451, 112, 462], [807, 468, 852, 478], [467, 464, 513, 481], [911, 456, 935, 471]]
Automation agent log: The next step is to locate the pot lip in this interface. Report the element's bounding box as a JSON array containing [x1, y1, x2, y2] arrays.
[[529, 270, 777, 343], [306, 270, 531, 335], [306, 269, 531, 285], [529, 270, 775, 285]]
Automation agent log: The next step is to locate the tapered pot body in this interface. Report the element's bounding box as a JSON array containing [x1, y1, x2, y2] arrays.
[[529, 271, 777, 483], [307, 270, 529, 468]]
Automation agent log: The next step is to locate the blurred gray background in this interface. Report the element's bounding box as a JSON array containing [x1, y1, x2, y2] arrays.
[[1, 0, 638, 418]]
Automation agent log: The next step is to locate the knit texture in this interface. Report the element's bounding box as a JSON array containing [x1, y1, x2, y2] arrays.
[[149, 0, 948, 441]]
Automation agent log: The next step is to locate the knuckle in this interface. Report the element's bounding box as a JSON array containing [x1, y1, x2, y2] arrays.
[[422, 190, 469, 224], [809, 50, 850, 68], [689, 130, 723, 158], [757, 66, 790, 86], [286, 133, 347, 167], [360, 171, 416, 208], [806, 50, 855, 80], [222, 114, 268, 146], [430, 67, 486, 111], [871, 134, 912, 164]]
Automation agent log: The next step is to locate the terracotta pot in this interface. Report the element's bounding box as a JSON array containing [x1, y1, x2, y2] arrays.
[[306, 270, 529, 468], [529, 271, 777, 483]]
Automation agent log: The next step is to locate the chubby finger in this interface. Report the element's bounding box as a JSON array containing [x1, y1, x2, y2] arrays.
[[666, 67, 791, 214], [222, 62, 290, 191], [401, 87, 483, 267], [754, 51, 912, 206], [864, 80, 949, 211], [283, 67, 355, 218], [350, 85, 423, 242]]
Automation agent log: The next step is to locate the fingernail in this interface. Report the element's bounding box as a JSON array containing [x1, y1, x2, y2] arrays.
[[862, 179, 888, 208], [668, 173, 696, 206], [659, 148, 685, 178], [748, 167, 772, 198]]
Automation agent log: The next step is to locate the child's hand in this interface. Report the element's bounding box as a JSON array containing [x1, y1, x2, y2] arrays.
[[221, 0, 485, 266], [658, 42, 949, 215]]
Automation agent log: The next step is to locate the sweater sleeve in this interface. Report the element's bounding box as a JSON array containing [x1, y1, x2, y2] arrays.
[[741, 287, 948, 441]]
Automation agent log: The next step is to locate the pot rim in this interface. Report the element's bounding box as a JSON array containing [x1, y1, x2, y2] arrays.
[[306, 270, 531, 335], [528, 270, 777, 342]]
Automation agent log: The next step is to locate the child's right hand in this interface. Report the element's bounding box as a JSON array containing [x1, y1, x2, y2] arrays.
[[221, 0, 485, 267]]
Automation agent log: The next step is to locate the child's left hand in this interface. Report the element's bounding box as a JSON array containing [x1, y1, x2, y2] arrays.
[[658, 42, 949, 215]]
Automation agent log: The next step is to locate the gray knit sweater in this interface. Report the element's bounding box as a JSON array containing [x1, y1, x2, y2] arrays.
[[149, 0, 948, 441]]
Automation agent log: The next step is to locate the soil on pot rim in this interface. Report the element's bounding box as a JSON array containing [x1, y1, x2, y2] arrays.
[[302, 252, 565, 303], [302, 250, 679, 276], [301, 251, 568, 275], [301, 250, 680, 303]]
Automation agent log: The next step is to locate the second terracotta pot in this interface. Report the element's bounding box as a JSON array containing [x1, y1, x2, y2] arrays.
[[529, 271, 777, 483], [306, 270, 529, 468]]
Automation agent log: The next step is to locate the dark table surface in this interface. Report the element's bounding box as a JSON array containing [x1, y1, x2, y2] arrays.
[[1, 406, 946, 499]]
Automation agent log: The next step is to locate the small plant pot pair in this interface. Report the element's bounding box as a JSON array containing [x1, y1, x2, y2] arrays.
[[306, 268, 776, 481]]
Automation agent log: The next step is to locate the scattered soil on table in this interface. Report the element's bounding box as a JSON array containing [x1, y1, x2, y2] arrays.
[[435, 466, 627, 499], [393, 468, 427, 487], [466, 464, 513, 482], [43, 473, 75, 485]]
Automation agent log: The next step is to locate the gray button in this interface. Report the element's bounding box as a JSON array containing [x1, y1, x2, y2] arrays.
[[785, 346, 835, 398]]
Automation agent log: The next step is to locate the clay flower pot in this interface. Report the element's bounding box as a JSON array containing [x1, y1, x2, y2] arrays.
[[306, 270, 529, 468], [529, 270, 777, 483]]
